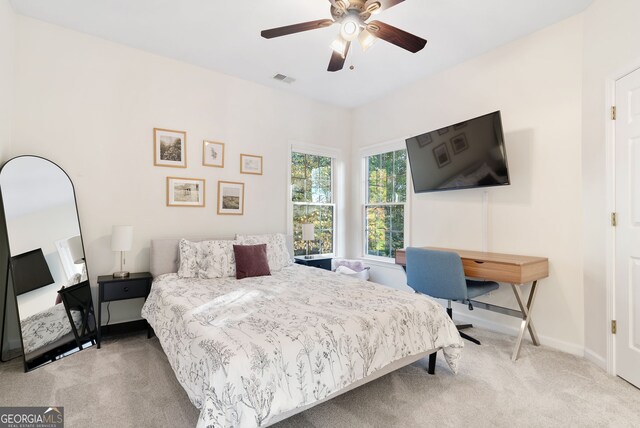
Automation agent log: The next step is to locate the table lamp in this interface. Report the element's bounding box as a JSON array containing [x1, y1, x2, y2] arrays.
[[68, 235, 84, 264], [301, 223, 315, 259], [10, 248, 54, 295], [111, 225, 133, 278]]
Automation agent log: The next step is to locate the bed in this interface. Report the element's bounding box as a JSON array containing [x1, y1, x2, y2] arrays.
[[142, 237, 463, 427], [20, 302, 82, 358]]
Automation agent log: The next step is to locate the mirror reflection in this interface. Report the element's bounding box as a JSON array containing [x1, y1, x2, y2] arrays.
[[0, 156, 96, 371]]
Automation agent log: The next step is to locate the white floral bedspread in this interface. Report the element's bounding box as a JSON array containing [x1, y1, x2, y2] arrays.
[[20, 304, 81, 354], [141, 264, 463, 428]]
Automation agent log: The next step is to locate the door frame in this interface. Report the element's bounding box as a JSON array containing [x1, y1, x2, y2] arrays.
[[605, 61, 640, 376]]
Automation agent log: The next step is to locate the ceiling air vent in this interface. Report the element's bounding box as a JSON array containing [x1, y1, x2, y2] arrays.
[[273, 74, 296, 84]]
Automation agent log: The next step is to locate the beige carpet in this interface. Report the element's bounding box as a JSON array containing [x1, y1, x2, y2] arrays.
[[1, 328, 638, 427]]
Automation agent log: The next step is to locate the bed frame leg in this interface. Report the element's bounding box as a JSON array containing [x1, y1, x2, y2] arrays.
[[428, 352, 437, 375]]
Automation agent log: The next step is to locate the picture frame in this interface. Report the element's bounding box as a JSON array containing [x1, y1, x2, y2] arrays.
[[166, 177, 205, 207], [437, 127, 450, 136], [154, 128, 187, 168], [417, 133, 433, 148], [453, 121, 468, 130], [240, 154, 263, 175], [203, 141, 225, 168], [217, 181, 245, 215], [433, 143, 451, 168], [450, 133, 469, 155]]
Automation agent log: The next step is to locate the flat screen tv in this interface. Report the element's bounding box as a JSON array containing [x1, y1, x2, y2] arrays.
[[10, 248, 55, 295], [405, 111, 510, 193]]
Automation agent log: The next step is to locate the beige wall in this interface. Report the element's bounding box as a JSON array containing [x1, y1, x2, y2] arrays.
[[350, 16, 585, 355], [0, 0, 17, 352], [0, 0, 15, 162], [9, 16, 352, 324], [581, 0, 640, 366]]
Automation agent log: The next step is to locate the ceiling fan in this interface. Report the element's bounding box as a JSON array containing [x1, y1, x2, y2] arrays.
[[261, 0, 427, 72]]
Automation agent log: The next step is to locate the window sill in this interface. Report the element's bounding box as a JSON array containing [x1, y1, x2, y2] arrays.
[[358, 256, 402, 268]]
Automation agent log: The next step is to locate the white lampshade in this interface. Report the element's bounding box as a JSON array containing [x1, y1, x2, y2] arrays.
[[330, 36, 349, 58], [301, 224, 315, 242], [358, 28, 377, 52], [111, 226, 133, 252], [67, 235, 84, 264]]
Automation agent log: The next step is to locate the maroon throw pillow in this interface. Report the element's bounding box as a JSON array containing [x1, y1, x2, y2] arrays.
[[233, 244, 271, 279]]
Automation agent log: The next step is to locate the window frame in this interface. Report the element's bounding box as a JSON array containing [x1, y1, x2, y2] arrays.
[[288, 143, 339, 257], [360, 141, 411, 263]]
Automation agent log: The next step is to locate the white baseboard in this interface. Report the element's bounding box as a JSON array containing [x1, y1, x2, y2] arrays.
[[454, 312, 584, 357], [583, 347, 607, 370]]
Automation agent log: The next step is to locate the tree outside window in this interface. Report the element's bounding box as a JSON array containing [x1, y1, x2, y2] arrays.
[[291, 152, 335, 256], [365, 149, 407, 258]]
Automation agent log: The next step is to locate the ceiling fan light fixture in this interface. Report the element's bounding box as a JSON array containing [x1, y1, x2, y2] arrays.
[[358, 28, 377, 52], [330, 36, 349, 58], [340, 15, 362, 41], [366, 2, 382, 14]]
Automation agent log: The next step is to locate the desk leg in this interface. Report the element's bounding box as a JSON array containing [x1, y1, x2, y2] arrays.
[[510, 281, 540, 361]]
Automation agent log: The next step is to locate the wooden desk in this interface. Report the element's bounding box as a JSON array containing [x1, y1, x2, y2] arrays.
[[395, 247, 549, 361]]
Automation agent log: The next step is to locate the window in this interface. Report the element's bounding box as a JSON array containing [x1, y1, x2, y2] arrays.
[[291, 151, 335, 256], [364, 148, 407, 259]]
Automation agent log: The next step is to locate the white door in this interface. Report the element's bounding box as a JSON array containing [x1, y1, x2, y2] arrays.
[[615, 68, 640, 387]]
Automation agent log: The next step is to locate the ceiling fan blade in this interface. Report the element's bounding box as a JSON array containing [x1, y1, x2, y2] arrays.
[[328, 42, 351, 72], [364, 0, 404, 14], [366, 20, 427, 53], [261, 19, 334, 39]]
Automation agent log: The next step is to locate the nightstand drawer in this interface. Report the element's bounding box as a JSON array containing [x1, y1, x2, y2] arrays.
[[102, 279, 149, 301]]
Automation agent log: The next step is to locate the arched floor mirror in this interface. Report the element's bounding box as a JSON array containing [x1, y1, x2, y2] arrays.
[[0, 156, 96, 372]]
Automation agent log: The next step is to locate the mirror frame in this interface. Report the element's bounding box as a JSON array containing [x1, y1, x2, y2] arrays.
[[0, 155, 95, 371]]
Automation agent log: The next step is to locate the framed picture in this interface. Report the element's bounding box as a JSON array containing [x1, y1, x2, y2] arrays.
[[240, 154, 263, 175], [453, 121, 468, 130], [437, 127, 450, 136], [166, 177, 205, 207], [417, 133, 433, 148], [433, 143, 451, 168], [154, 128, 187, 168], [217, 181, 245, 215], [203, 141, 225, 168], [450, 133, 469, 155]]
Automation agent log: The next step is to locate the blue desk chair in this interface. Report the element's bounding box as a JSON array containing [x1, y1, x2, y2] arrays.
[[405, 247, 499, 345]]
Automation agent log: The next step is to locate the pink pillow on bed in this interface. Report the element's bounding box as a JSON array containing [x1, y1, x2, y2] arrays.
[[233, 244, 271, 279]]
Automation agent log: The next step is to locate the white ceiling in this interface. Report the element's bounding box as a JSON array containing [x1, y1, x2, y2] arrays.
[[10, 0, 593, 108]]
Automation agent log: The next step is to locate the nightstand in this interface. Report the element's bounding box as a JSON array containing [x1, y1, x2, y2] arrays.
[[294, 256, 333, 271], [96, 272, 153, 348]]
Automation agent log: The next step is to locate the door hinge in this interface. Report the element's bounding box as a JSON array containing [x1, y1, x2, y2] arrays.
[[611, 106, 617, 120], [611, 212, 617, 227], [611, 320, 617, 334]]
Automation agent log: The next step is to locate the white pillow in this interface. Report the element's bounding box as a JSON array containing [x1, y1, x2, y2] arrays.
[[200, 240, 237, 278], [178, 239, 237, 279], [177, 239, 203, 278], [235, 233, 293, 272]]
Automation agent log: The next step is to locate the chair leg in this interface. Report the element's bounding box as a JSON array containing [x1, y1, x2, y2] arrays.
[[459, 331, 481, 345], [447, 301, 481, 345]]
